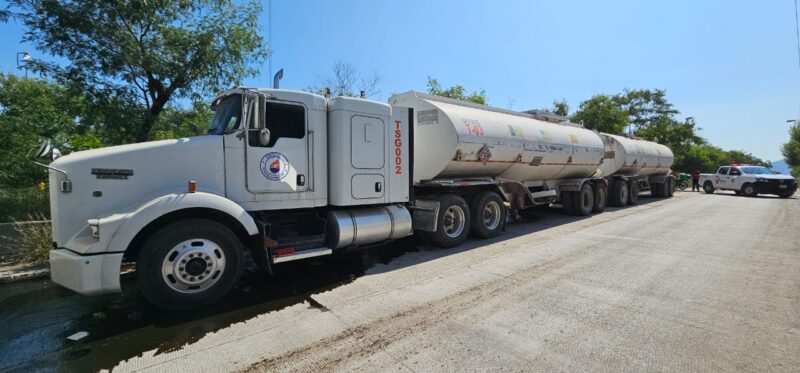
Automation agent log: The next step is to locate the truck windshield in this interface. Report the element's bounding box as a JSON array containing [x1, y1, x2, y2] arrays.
[[208, 95, 242, 135], [740, 166, 770, 175]]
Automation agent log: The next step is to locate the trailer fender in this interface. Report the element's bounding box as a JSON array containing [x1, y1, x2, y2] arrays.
[[103, 192, 259, 255]]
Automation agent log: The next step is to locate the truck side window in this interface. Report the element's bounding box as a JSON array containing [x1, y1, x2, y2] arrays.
[[250, 102, 306, 147], [729, 168, 741, 176], [718, 167, 729, 175]]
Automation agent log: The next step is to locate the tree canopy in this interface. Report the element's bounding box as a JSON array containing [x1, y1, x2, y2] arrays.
[[6, 0, 268, 142], [426, 77, 487, 105], [782, 123, 800, 177]]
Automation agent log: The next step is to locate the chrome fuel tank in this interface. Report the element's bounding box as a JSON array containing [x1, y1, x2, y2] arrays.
[[326, 205, 412, 249]]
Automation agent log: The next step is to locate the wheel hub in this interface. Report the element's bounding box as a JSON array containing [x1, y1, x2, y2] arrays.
[[482, 201, 501, 230], [162, 239, 226, 293], [443, 206, 466, 238]]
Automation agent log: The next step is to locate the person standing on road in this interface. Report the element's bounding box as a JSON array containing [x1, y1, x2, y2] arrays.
[[692, 170, 701, 191]]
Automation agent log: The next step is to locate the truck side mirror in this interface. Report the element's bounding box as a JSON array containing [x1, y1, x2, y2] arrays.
[[34, 140, 52, 158], [259, 128, 271, 147]]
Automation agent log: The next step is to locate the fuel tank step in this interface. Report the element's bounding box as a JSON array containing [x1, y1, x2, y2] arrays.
[[271, 246, 332, 264]]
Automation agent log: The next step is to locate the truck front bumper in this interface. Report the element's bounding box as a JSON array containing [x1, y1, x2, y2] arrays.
[[49, 249, 124, 295], [754, 180, 798, 195]]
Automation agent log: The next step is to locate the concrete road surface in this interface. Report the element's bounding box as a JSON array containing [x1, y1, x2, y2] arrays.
[[2, 191, 798, 372]]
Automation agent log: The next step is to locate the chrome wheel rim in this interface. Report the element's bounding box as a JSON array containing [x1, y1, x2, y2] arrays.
[[482, 201, 502, 230], [443, 206, 466, 238], [161, 239, 226, 294]]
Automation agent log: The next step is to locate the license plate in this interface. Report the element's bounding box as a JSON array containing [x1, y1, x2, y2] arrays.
[[779, 185, 788, 189]]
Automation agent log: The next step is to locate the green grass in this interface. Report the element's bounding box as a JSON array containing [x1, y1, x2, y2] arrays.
[[0, 187, 50, 223]]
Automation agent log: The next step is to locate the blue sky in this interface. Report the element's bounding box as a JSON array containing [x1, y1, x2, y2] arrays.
[[1, 0, 798, 161]]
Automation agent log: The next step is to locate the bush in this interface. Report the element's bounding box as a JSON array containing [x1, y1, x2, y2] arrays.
[[1, 216, 52, 264], [0, 187, 50, 223]]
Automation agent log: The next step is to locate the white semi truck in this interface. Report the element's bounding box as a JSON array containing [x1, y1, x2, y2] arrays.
[[40, 88, 674, 309]]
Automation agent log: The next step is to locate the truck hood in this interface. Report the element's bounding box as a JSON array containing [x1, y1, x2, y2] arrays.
[[48, 136, 226, 248], [746, 173, 795, 180]]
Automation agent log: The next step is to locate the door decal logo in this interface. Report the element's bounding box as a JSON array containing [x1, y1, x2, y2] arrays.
[[260, 152, 290, 181]]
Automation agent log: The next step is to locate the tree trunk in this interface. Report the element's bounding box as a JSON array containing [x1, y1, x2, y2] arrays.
[[136, 97, 168, 142]]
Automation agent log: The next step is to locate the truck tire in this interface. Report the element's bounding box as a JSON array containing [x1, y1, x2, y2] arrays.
[[426, 194, 471, 248], [703, 181, 715, 194], [659, 182, 669, 198], [741, 183, 758, 197], [650, 183, 662, 198], [667, 179, 675, 197], [470, 191, 506, 238], [592, 183, 607, 213], [137, 219, 244, 310], [610, 180, 628, 207], [572, 184, 594, 216], [561, 191, 575, 214], [628, 181, 640, 205]]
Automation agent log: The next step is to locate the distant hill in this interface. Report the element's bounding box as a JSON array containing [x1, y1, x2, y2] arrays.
[[771, 159, 791, 175]]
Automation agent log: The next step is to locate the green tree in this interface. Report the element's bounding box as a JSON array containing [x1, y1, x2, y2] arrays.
[[151, 101, 213, 140], [570, 94, 628, 134], [7, 0, 268, 143], [552, 99, 569, 117], [0, 74, 90, 188], [426, 77, 487, 104], [782, 123, 800, 177]]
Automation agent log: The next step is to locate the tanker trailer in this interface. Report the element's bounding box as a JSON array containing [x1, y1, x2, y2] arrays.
[[389, 92, 608, 247], [596, 133, 675, 206]]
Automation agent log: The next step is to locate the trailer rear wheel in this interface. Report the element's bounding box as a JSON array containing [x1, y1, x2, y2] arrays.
[[592, 183, 607, 213], [137, 219, 244, 310], [561, 191, 575, 214], [426, 194, 471, 248], [572, 184, 594, 216], [650, 183, 662, 198], [470, 191, 505, 238], [667, 179, 675, 197], [610, 180, 628, 207], [628, 181, 640, 205]]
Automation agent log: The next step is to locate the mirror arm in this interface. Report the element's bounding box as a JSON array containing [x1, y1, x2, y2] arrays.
[[26, 147, 69, 179]]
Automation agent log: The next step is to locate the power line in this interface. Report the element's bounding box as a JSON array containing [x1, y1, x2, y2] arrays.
[[795, 0, 800, 71], [268, 0, 273, 83]]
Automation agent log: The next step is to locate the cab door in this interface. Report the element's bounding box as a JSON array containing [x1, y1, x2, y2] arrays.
[[715, 166, 730, 188], [728, 167, 742, 189], [245, 93, 309, 193]]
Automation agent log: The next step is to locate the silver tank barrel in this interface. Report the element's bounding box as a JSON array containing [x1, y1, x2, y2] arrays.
[[389, 92, 605, 183], [597, 133, 674, 177]]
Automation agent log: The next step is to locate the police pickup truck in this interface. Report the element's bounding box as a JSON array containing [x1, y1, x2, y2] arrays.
[[699, 164, 797, 198]]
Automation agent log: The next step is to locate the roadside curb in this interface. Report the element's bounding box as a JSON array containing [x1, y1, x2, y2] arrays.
[[0, 263, 49, 284]]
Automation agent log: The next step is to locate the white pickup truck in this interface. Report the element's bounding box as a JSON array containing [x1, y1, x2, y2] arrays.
[[699, 164, 797, 198]]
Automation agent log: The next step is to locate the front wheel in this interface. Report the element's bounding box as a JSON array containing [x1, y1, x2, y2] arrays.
[[137, 219, 244, 310], [703, 181, 715, 194], [778, 192, 794, 198], [741, 183, 757, 197], [676, 181, 688, 191], [470, 191, 506, 238]]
